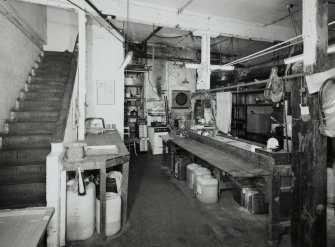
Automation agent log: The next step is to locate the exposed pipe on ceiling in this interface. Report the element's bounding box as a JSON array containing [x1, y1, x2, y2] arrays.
[[177, 0, 196, 15], [83, 0, 146, 57]]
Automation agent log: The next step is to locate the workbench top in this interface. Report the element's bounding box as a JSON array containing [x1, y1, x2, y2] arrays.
[[170, 136, 271, 178], [62, 130, 130, 171], [0, 207, 54, 247]]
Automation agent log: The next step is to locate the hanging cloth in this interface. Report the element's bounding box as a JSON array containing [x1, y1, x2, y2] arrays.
[[216, 92, 232, 134]]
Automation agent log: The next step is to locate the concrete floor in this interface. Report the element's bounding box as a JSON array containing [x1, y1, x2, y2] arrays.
[[67, 154, 335, 247]]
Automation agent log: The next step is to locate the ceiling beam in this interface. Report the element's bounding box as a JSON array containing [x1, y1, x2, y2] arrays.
[[17, 0, 297, 42], [141, 26, 163, 44]]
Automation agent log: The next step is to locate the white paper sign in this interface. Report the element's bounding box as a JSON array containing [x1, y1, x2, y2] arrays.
[[97, 80, 115, 105]]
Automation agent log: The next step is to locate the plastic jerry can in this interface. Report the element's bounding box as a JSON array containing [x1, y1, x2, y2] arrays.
[[66, 181, 96, 241], [193, 167, 211, 194], [186, 163, 201, 189], [196, 175, 218, 204], [96, 192, 122, 236]]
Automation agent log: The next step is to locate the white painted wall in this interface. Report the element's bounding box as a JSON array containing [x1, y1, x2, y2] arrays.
[[86, 19, 125, 136], [10, 0, 47, 42], [45, 7, 78, 52], [0, 3, 46, 131]]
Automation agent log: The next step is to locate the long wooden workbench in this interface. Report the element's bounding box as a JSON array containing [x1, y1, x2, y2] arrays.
[[62, 130, 130, 241], [166, 132, 291, 247]]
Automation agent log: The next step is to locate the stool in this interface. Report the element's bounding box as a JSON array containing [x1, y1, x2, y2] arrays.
[[124, 136, 139, 156]]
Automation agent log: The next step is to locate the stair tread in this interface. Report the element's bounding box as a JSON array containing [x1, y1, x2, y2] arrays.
[[0, 161, 45, 168], [0, 147, 50, 151], [0, 177, 45, 186], [0, 199, 46, 210], [7, 120, 57, 123], [1, 133, 53, 136]]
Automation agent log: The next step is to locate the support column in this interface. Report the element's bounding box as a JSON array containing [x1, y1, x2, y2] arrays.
[[78, 10, 86, 140], [197, 33, 211, 90], [291, 1, 328, 246]]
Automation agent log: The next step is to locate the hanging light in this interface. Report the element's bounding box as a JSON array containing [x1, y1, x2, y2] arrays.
[[120, 51, 133, 70]]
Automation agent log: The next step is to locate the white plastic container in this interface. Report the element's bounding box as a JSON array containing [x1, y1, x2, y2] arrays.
[[186, 163, 201, 189], [107, 171, 123, 195], [196, 175, 218, 204], [96, 192, 122, 236], [327, 168, 335, 205], [193, 167, 211, 194], [66, 180, 96, 241]]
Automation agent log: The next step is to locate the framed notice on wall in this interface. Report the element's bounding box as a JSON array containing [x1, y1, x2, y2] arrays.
[[97, 80, 115, 105]]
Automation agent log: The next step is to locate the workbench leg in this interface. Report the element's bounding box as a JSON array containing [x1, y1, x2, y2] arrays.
[[100, 168, 106, 240], [121, 162, 129, 225], [170, 144, 176, 174], [163, 141, 167, 156]]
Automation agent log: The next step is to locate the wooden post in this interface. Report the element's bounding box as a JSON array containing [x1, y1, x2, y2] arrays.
[[99, 167, 106, 240], [291, 1, 328, 246], [196, 33, 211, 90], [121, 162, 129, 225]]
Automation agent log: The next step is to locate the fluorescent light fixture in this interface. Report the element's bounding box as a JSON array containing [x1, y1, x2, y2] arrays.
[[284, 54, 303, 65], [210, 65, 235, 71], [185, 63, 235, 71], [120, 51, 133, 70], [284, 44, 335, 65], [185, 63, 200, 69]]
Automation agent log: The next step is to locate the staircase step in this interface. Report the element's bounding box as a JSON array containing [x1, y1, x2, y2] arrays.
[[25, 83, 65, 93], [0, 162, 45, 186], [0, 183, 46, 209], [16, 100, 61, 111], [6, 121, 55, 134], [29, 76, 67, 83], [11, 110, 59, 121], [1, 134, 52, 149], [0, 148, 50, 163], [21, 91, 63, 100]]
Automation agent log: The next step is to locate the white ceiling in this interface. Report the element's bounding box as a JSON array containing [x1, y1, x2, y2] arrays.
[[102, 0, 335, 66], [134, 0, 302, 27]]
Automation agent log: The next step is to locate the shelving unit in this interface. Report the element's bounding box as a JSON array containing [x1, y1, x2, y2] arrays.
[[231, 89, 284, 145], [124, 66, 148, 138]]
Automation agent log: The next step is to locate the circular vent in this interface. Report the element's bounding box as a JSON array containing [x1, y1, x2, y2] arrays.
[[175, 92, 188, 106]]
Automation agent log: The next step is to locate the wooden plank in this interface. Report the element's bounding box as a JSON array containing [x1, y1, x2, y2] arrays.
[[170, 137, 271, 178], [290, 1, 328, 246], [0, 207, 54, 247]]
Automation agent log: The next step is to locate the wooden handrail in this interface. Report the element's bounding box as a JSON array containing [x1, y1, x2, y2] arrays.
[[52, 36, 79, 143]]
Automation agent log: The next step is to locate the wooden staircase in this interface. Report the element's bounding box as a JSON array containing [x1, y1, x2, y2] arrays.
[[0, 51, 73, 209]]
